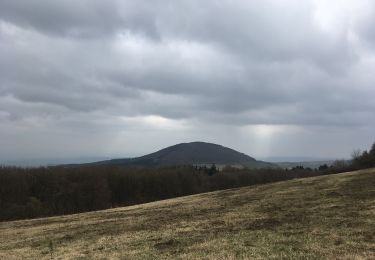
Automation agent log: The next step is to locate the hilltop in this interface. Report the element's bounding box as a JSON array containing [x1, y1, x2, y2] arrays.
[[1, 168, 374, 259], [91, 141, 274, 168]]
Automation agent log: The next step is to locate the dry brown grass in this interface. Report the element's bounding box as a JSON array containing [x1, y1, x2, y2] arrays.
[[1, 168, 374, 259]]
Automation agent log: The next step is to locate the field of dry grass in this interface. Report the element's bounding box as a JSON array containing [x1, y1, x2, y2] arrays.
[[1, 168, 374, 259]]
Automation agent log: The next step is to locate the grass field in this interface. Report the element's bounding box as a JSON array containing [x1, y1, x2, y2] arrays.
[[1, 168, 374, 259]]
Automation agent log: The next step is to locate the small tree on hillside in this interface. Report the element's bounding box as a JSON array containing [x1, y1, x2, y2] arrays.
[[351, 149, 362, 169], [351, 149, 362, 161], [370, 143, 375, 156], [208, 164, 217, 176]]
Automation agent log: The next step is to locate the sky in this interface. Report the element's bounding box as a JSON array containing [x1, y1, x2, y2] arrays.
[[0, 0, 375, 163]]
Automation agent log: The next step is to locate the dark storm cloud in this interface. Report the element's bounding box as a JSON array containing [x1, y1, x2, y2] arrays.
[[0, 0, 374, 160], [0, 0, 123, 37]]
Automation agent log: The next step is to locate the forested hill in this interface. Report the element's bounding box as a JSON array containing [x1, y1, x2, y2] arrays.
[[89, 141, 274, 168]]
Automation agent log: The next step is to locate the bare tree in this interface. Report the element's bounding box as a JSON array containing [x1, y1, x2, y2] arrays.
[[351, 149, 362, 162]]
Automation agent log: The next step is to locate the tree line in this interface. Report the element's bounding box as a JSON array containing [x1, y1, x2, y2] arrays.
[[351, 142, 375, 170], [0, 165, 321, 221], [0, 142, 373, 221]]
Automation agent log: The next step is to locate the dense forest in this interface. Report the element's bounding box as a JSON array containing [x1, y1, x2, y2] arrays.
[[0, 165, 332, 221], [1, 142, 374, 222]]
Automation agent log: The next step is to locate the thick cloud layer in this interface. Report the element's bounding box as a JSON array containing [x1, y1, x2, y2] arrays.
[[1, 0, 374, 162]]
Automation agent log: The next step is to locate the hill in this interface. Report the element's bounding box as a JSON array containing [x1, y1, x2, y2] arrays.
[[91, 141, 274, 168], [1, 168, 374, 259]]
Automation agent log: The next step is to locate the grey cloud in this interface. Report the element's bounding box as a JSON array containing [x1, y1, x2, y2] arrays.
[[0, 0, 355, 67], [0, 0, 123, 38], [117, 0, 356, 70], [0, 0, 374, 160]]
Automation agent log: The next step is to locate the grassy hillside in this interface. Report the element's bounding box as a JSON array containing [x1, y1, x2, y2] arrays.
[[1, 169, 374, 259]]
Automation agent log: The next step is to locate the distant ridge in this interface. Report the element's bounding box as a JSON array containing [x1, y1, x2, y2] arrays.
[[89, 142, 274, 168]]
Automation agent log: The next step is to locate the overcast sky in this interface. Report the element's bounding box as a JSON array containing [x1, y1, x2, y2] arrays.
[[1, 0, 375, 163]]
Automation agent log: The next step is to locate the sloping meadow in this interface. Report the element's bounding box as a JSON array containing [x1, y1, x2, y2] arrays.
[[0, 168, 374, 259]]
